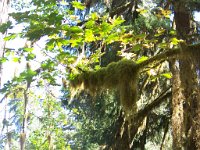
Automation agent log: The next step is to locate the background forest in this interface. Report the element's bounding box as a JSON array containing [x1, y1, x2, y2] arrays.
[[0, 0, 200, 149]]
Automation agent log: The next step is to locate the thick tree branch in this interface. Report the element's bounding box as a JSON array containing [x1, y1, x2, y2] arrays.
[[138, 42, 200, 69], [136, 89, 171, 120]]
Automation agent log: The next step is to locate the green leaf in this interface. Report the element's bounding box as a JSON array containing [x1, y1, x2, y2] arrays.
[[69, 26, 83, 33], [72, 108, 79, 114], [61, 24, 70, 30], [94, 65, 101, 70], [26, 53, 36, 61], [85, 20, 96, 28], [170, 37, 179, 45], [10, 11, 30, 23], [132, 44, 141, 52], [136, 56, 148, 64], [0, 57, 7, 63], [111, 16, 125, 26], [67, 56, 76, 63], [155, 28, 165, 37], [70, 38, 83, 47], [27, 69, 37, 76], [106, 33, 120, 44], [169, 30, 176, 35], [4, 33, 17, 41], [71, 1, 85, 10], [100, 22, 112, 34], [136, 8, 148, 14], [46, 39, 56, 51], [91, 12, 99, 20], [20, 69, 37, 82], [158, 43, 167, 48], [67, 145, 72, 150], [12, 57, 20, 62], [41, 60, 56, 71], [23, 48, 34, 52], [0, 21, 12, 34], [135, 33, 146, 39], [161, 72, 172, 79], [85, 29, 95, 42]]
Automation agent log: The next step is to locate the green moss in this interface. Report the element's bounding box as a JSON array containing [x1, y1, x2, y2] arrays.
[[70, 44, 200, 116], [70, 59, 139, 115]]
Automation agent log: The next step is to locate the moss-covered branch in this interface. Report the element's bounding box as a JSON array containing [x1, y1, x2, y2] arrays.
[[70, 43, 200, 115], [128, 89, 172, 142], [136, 89, 171, 120], [71, 59, 138, 116], [138, 42, 200, 69]]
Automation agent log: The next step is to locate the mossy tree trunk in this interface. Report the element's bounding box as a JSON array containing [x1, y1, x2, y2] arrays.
[[171, 59, 185, 150], [172, 0, 200, 149]]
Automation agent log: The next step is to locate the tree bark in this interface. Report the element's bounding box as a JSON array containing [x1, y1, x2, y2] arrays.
[[172, 0, 200, 149], [170, 59, 184, 150]]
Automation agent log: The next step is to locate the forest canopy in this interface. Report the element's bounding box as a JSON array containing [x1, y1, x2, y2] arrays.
[[0, 0, 200, 149]]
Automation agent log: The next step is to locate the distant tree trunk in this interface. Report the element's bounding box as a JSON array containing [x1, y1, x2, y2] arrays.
[[0, 0, 9, 88], [170, 59, 184, 150], [172, 0, 200, 149]]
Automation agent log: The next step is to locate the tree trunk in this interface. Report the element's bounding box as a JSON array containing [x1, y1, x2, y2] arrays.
[[171, 59, 184, 150], [0, 0, 9, 87], [172, 0, 200, 149]]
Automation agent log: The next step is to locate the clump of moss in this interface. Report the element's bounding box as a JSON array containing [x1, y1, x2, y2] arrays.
[[70, 59, 139, 116]]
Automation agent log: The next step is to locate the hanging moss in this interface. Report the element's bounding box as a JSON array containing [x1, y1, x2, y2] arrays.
[[70, 59, 139, 116], [70, 43, 200, 116]]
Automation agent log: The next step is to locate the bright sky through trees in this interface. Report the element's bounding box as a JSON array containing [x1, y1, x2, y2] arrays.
[[195, 12, 200, 21]]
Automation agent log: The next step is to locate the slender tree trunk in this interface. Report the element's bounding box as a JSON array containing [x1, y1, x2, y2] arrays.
[[20, 89, 29, 150], [171, 59, 184, 150], [1, 1, 11, 149], [0, 0, 9, 88]]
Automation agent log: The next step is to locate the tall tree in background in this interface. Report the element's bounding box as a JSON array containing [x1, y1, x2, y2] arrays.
[[0, 1, 11, 149], [0, 0, 9, 87]]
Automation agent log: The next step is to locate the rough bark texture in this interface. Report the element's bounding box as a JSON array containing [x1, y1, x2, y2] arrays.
[[172, 0, 200, 149], [187, 50, 200, 149], [171, 59, 184, 150], [0, 0, 9, 87], [193, 91, 200, 149]]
